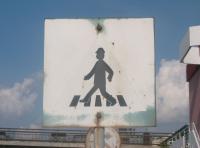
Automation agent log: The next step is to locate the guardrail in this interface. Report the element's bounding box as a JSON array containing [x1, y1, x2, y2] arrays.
[[0, 128, 171, 145], [119, 131, 171, 145], [160, 125, 189, 147], [0, 128, 87, 143]]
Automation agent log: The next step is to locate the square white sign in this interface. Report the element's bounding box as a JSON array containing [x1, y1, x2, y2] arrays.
[[43, 18, 155, 127]]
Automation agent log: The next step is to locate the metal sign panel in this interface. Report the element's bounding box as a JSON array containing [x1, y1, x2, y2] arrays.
[[43, 18, 155, 127]]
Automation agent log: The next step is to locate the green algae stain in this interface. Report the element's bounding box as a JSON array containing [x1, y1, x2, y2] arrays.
[[43, 113, 66, 125], [77, 114, 88, 121], [123, 106, 155, 126]]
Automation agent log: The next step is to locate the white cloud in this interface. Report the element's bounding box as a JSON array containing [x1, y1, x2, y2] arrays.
[[0, 73, 41, 117], [157, 59, 189, 123]]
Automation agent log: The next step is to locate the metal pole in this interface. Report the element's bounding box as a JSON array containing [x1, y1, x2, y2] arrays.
[[94, 112, 105, 148], [95, 127, 105, 148]]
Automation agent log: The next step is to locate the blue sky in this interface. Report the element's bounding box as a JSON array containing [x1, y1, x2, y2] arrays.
[[0, 0, 200, 85], [0, 0, 200, 131]]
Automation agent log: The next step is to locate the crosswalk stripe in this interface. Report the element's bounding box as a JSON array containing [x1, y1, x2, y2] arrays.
[[69, 95, 127, 107], [117, 95, 127, 106], [69, 95, 80, 107], [95, 95, 102, 107], [84, 97, 91, 107]]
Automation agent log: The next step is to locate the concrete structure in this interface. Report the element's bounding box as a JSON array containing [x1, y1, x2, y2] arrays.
[[187, 64, 200, 134], [180, 25, 200, 147], [180, 25, 200, 135], [180, 25, 200, 64]]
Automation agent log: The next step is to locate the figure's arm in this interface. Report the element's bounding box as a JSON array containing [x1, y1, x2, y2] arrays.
[[104, 62, 113, 82], [84, 63, 96, 80]]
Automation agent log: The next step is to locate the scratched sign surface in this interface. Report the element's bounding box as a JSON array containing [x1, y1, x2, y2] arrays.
[[43, 18, 155, 127]]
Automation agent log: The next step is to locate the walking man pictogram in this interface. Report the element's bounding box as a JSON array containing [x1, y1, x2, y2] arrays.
[[80, 48, 116, 106]]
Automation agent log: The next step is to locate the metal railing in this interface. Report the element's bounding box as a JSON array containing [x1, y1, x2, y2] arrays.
[[0, 128, 87, 143], [160, 125, 189, 147], [0, 128, 171, 145], [190, 122, 200, 148], [119, 131, 171, 145]]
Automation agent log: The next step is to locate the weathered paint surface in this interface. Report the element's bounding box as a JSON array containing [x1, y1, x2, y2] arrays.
[[188, 67, 200, 135], [43, 18, 155, 127]]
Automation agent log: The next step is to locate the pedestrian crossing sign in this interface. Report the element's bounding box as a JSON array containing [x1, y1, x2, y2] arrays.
[[43, 18, 156, 127]]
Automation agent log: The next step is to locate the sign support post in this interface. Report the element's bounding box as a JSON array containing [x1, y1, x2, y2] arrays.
[[95, 127, 105, 148], [94, 112, 105, 148]]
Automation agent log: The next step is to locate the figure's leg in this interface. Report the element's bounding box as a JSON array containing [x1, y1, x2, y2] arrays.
[[99, 86, 116, 106], [80, 86, 97, 103]]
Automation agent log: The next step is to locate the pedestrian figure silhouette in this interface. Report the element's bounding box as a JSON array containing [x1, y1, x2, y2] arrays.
[[80, 48, 116, 106]]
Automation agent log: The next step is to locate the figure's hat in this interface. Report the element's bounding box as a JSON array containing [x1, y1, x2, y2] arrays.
[[96, 48, 105, 54]]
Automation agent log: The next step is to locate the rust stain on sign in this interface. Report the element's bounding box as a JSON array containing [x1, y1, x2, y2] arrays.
[[89, 19, 105, 34], [96, 23, 103, 33], [95, 112, 102, 127]]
